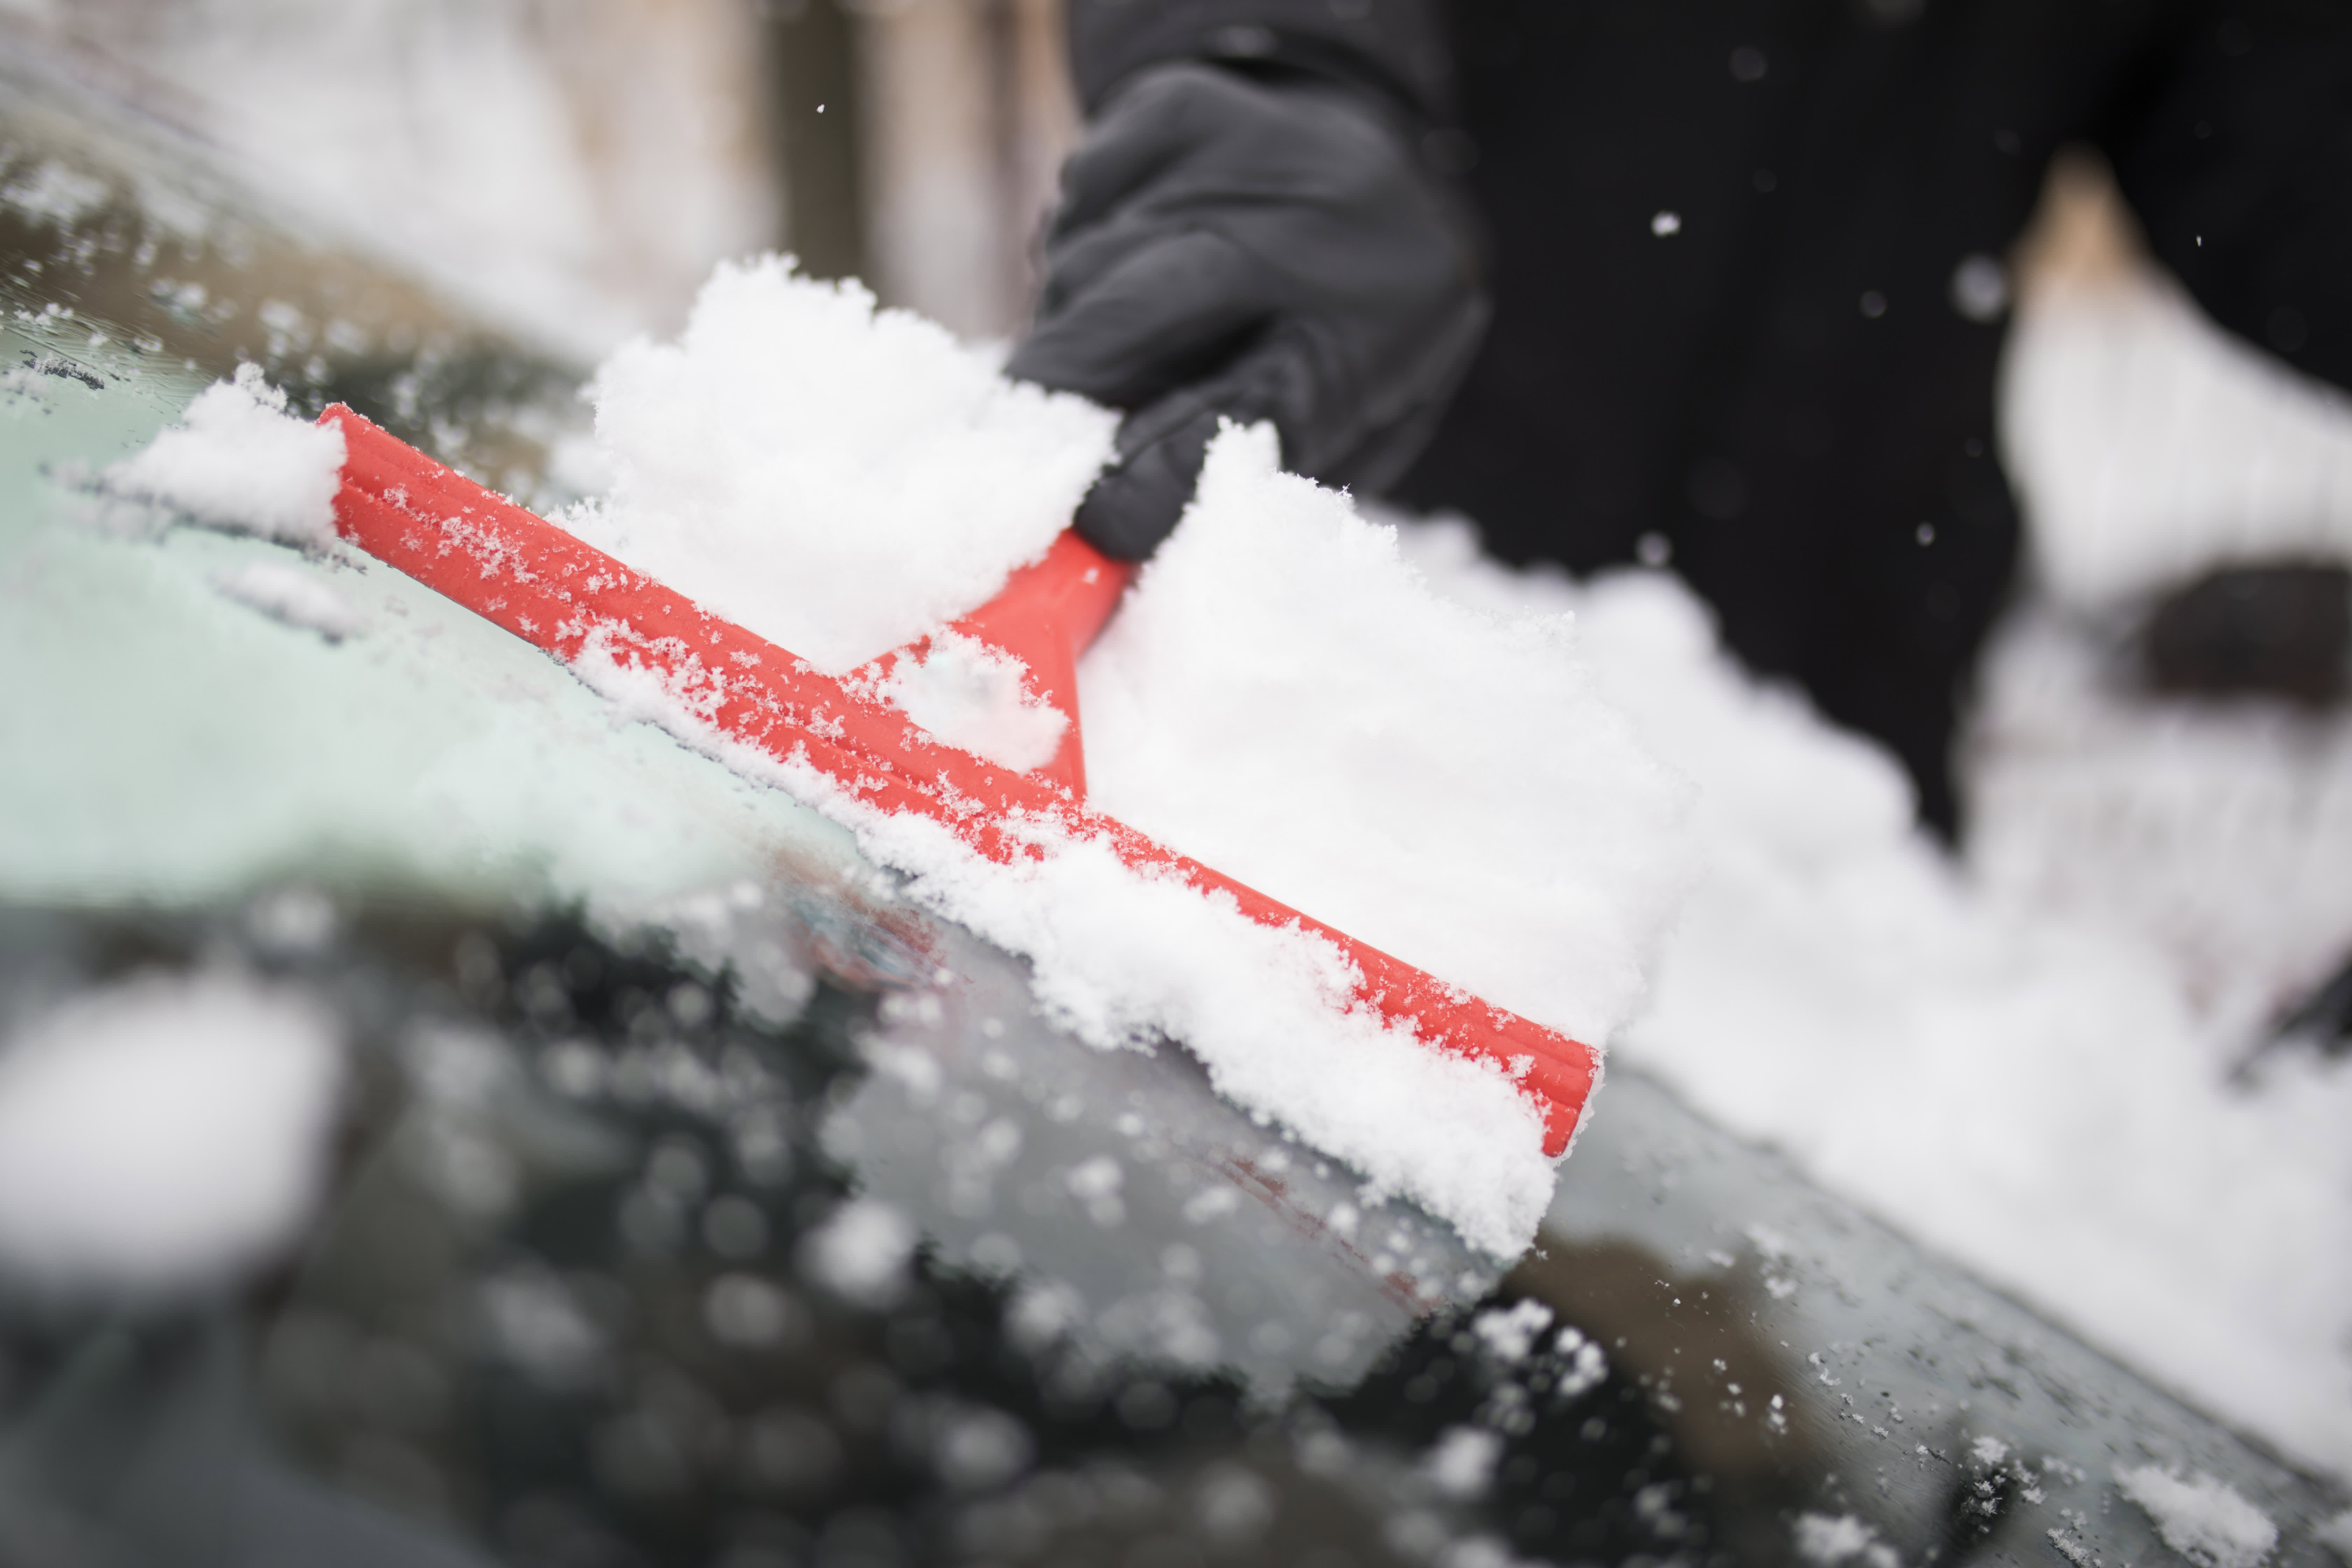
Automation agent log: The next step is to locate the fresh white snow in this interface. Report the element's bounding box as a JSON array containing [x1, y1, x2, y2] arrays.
[[2117, 1466, 2278, 1568], [1359, 204, 2352, 1473], [1395, 521, 2352, 1480], [1793, 1512, 1898, 1568], [748, 740, 1565, 1258], [798, 1195, 918, 1307], [561, 257, 1115, 673], [0, 973, 343, 1293], [1083, 425, 1695, 1048], [211, 556, 367, 640], [100, 363, 345, 544], [1422, 1426, 1505, 1500], [1465, 1298, 1555, 1365], [859, 629, 1069, 774]]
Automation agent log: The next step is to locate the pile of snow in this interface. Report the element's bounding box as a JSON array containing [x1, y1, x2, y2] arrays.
[[560, 258, 1116, 673], [2116, 1468, 2277, 1568], [542, 261, 1695, 1256], [0, 973, 344, 1293], [857, 630, 1068, 774], [798, 1195, 918, 1308], [827, 790, 1564, 1255], [1083, 427, 1693, 1045], [1392, 520, 2352, 1479], [99, 363, 344, 544], [2002, 269, 2352, 608]]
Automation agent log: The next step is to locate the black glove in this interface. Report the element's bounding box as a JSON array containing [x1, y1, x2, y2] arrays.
[[1007, 61, 1489, 559]]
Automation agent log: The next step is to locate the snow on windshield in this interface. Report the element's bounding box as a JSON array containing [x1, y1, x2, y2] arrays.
[[1393, 516, 2352, 1482], [1081, 425, 1695, 1048], [0, 315, 866, 936], [98, 362, 344, 544], [0, 972, 342, 1292], [560, 258, 1115, 673], [532, 261, 1702, 1256], [2116, 1467, 2279, 1568]]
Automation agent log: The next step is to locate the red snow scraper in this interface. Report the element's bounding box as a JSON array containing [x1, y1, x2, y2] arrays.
[[319, 406, 1599, 1154]]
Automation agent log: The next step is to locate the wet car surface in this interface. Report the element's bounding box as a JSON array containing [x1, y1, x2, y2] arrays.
[[3, 38, 2347, 1568]]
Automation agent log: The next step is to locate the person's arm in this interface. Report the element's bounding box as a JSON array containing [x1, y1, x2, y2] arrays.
[[2097, 0, 2352, 391], [1008, 2, 1485, 559]]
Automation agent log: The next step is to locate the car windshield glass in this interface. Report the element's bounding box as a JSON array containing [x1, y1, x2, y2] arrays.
[[2, 43, 2345, 1568]]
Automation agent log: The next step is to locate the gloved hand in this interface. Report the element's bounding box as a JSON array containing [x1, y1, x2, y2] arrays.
[[1007, 60, 1489, 559]]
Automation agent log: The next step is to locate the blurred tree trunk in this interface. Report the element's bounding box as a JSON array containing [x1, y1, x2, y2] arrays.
[[764, 0, 867, 283], [851, 0, 1076, 339]]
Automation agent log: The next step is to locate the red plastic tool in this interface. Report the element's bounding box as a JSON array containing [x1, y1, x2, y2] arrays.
[[321, 405, 1598, 1154]]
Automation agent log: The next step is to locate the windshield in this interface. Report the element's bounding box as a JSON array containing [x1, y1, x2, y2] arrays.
[[1, 36, 2345, 1568]]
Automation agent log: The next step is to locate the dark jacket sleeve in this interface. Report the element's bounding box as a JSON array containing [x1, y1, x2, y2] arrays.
[[2098, 0, 2352, 393], [1065, 0, 1454, 128]]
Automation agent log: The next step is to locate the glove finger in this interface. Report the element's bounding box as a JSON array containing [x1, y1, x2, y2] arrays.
[[1008, 228, 1271, 409], [1046, 64, 1232, 240], [1072, 330, 1326, 560], [1030, 205, 1168, 321], [1072, 400, 1223, 560]]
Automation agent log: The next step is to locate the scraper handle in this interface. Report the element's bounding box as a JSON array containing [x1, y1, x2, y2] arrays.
[[945, 532, 1136, 799]]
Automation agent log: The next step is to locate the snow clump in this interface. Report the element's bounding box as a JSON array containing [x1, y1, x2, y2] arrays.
[[1084, 426, 1694, 1046], [803, 779, 1562, 1256], [860, 630, 1068, 774], [1466, 1297, 1555, 1364], [0, 973, 344, 1293], [798, 1195, 918, 1307], [2116, 1467, 2277, 1568], [1793, 1513, 1899, 1568], [211, 557, 367, 640], [102, 363, 344, 544], [559, 256, 1116, 672], [1422, 1425, 1504, 1499]]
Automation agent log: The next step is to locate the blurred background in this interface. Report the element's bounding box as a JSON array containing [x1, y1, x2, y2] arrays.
[[0, 0, 1081, 352]]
